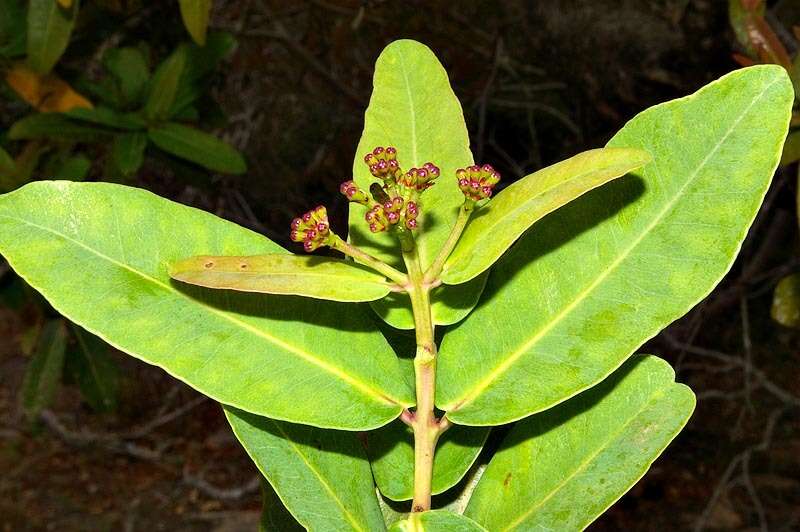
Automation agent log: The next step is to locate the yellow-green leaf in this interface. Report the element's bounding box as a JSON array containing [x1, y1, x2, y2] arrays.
[[143, 45, 186, 122], [148, 122, 246, 174], [171, 254, 394, 302], [442, 148, 652, 285], [0, 181, 414, 429], [178, 0, 212, 46]]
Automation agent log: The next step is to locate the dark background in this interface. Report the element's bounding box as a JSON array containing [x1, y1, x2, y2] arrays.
[[1, 1, 799, 530]]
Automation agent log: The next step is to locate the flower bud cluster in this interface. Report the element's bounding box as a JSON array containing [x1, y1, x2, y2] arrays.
[[338, 146, 436, 234], [398, 162, 440, 192], [364, 146, 402, 183], [457, 164, 501, 201], [290, 206, 332, 252], [365, 197, 419, 233]]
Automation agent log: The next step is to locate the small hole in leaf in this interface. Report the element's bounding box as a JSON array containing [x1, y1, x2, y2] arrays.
[[204, 262, 214, 268], [239, 263, 248, 270]]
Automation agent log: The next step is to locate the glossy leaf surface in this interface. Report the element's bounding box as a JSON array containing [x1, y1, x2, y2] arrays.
[[351, 39, 483, 328], [226, 408, 386, 532], [366, 420, 489, 501], [389, 510, 486, 532], [148, 122, 246, 174], [442, 148, 652, 285], [27, 0, 77, 74], [465, 356, 695, 531], [438, 65, 793, 425], [171, 254, 393, 302], [0, 182, 413, 429]]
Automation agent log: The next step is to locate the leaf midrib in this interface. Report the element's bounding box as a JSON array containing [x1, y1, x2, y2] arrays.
[[499, 387, 667, 531], [446, 75, 779, 414], [271, 420, 371, 532], [0, 212, 404, 408]]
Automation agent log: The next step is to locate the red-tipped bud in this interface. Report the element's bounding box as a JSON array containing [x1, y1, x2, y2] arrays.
[[399, 162, 439, 192], [364, 146, 403, 183], [339, 180, 370, 205], [457, 164, 501, 201], [290, 205, 333, 252]]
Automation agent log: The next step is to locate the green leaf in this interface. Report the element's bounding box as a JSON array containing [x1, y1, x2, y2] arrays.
[[170, 254, 394, 303], [179, 0, 212, 46], [437, 65, 793, 425], [352, 39, 484, 329], [111, 131, 147, 176], [225, 407, 387, 532], [260, 480, 304, 532], [771, 272, 800, 328], [365, 420, 489, 501], [148, 122, 246, 174], [443, 148, 651, 285], [9, 113, 111, 143], [66, 325, 118, 412], [464, 356, 695, 531], [143, 45, 186, 122], [53, 154, 90, 181], [103, 46, 149, 106], [0, 146, 16, 186], [20, 319, 67, 419], [0, 181, 413, 429], [26, 0, 78, 74], [389, 510, 486, 532], [66, 106, 146, 131], [171, 32, 237, 115]]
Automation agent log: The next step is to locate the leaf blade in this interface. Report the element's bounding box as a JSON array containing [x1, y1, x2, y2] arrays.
[[0, 181, 413, 429], [442, 148, 652, 285], [20, 319, 67, 419], [464, 356, 695, 531], [178, 0, 212, 46], [171, 254, 394, 302], [438, 65, 793, 425], [226, 407, 387, 532], [352, 39, 484, 328], [148, 122, 246, 174], [26, 0, 78, 74]]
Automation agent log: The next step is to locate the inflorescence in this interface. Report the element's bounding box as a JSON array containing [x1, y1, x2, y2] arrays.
[[290, 146, 500, 252]]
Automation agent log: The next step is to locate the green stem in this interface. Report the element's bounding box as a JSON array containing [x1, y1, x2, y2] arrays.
[[330, 235, 409, 286], [424, 201, 473, 283], [400, 231, 450, 513]]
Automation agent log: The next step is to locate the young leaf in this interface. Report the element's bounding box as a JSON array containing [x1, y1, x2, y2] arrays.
[[464, 356, 695, 531], [389, 510, 486, 531], [26, 0, 78, 74], [352, 39, 484, 329], [0, 182, 413, 429], [442, 148, 652, 285], [170, 254, 394, 303], [111, 131, 147, 176], [225, 407, 387, 532], [8, 113, 111, 143], [143, 45, 187, 122], [66, 325, 118, 412], [20, 319, 67, 419], [0, 0, 26, 58], [103, 46, 149, 106], [365, 420, 489, 501], [437, 65, 793, 425], [179, 0, 212, 46], [148, 122, 246, 174], [170, 32, 237, 115]]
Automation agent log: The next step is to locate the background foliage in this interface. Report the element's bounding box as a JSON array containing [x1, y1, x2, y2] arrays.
[[0, 1, 798, 530]]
